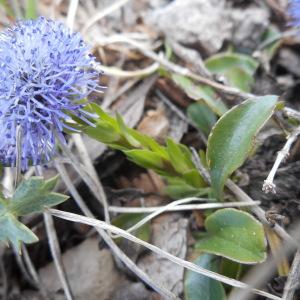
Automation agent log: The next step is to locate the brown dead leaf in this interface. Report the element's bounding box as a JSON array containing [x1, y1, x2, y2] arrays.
[[137, 106, 169, 143]]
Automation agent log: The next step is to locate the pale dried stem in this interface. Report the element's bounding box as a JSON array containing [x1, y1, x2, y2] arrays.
[[82, 0, 132, 34], [282, 248, 300, 300], [57, 137, 108, 217], [94, 36, 253, 99], [71, 134, 110, 224], [108, 201, 261, 214], [7, 167, 47, 298], [102, 78, 138, 109], [54, 161, 178, 299], [66, 0, 79, 31], [100, 62, 159, 79], [21, 245, 49, 299], [283, 107, 300, 121], [13, 247, 38, 288], [43, 213, 74, 300], [11, 0, 22, 19], [48, 208, 281, 300], [111, 199, 260, 238], [14, 125, 22, 189], [168, 39, 211, 78], [262, 127, 300, 194], [35, 166, 74, 300]]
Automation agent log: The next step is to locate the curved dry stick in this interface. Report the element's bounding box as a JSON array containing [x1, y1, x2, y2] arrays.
[[54, 161, 178, 299], [82, 0, 132, 34], [49, 208, 281, 300]]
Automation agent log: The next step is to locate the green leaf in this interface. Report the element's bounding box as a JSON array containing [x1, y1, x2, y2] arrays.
[[25, 0, 37, 19], [187, 102, 217, 136], [220, 258, 242, 281], [206, 95, 278, 198], [205, 53, 258, 75], [116, 113, 141, 148], [0, 212, 38, 252], [84, 121, 122, 144], [205, 53, 258, 92], [124, 149, 166, 174], [184, 254, 226, 300], [9, 176, 69, 216], [171, 74, 227, 116], [224, 67, 254, 93], [129, 130, 169, 160], [165, 183, 210, 199], [196, 208, 266, 264], [166, 139, 194, 174], [112, 213, 150, 242]]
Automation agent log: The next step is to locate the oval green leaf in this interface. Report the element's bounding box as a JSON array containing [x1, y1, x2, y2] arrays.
[[184, 254, 226, 300], [196, 208, 266, 264], [206, 95, 278, 198]]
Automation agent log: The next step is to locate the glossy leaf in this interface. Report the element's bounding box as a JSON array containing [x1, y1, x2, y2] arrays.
[[187, 102, 217, 136], [196, 209, 266, 264], [206, 95, 278, 198], [9, 176, 69, 216], [184, 254, 226, 300]]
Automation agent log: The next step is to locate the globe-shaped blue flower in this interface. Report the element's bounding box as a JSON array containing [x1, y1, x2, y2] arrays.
[[289, 0, 300, 27], [0, 17, 101, 170]]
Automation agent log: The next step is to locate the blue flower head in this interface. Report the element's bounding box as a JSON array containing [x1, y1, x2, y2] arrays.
[[289, 0, 300, 27], [0, 17, 101, 170]]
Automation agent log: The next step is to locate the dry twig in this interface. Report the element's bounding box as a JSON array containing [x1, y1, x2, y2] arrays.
[[282, 248, 300, 300], [49, 208, 281, 300], [54, 161, 178, 299], [263, 126, 300, 194]]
